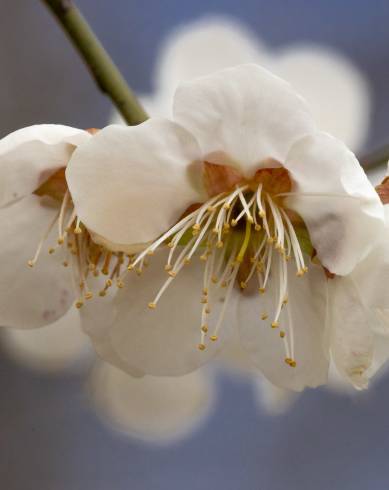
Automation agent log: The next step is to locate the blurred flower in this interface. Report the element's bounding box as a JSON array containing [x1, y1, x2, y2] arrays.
[[68, 63, 384, 392], [89, 362, 215, 443]]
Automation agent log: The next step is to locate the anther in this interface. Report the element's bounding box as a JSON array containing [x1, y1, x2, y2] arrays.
[[27, 260, 35, 268], [105, 279, 113, 288], [271, 321, 279, 329], [62, 261, 69, 267], [198, 343, 206, 351], [231, 219, 238, 227], [261, 313, 268, 320], [99, 290, 107, 297], [240, 281, 247, 289], [258, 287, 265, 294], [75, 300, 84, 309], [216, 240, 224, 248], [254, 224, 262, 231], [148, 302, 157, 309], [168, 271, 177, 278], [279, 331, 286, 338], [85, 292, 93, 300], [117, 280, 124, 288], [48, 247, 55, 255], [57, 237, 64, 245], [210, 335, 218, 342], [201, 325, 208, 333]]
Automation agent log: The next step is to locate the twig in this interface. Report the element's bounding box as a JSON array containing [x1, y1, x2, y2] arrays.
[[42, 0, 148, 125]]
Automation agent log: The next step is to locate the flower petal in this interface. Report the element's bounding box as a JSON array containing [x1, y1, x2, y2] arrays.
[[0, 195, 73, 328], [238, 262, 329, 391], [173, 64, 316, 177], [100, 251, 235, 376], [66, 120, 205, 246], [329, 276, 374, 389], [157, 18, 265, 103], [351, 206, 389, 309], [1, 308, 90, 372], [0, 124, 89, 208], [89, 362, 215, 443], [284, 131, 384, 275]]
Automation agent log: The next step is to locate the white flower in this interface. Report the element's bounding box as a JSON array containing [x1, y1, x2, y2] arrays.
[[0, 124, 93, 329], [67, 63, 384, 391], [116, 16, 370, 153]]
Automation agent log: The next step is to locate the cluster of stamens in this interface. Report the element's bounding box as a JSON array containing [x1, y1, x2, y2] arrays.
[[28, 189, 132, 308], [124, 181, 309, 368]]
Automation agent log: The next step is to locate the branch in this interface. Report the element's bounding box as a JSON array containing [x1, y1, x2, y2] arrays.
[[42, 0, 148, 125]]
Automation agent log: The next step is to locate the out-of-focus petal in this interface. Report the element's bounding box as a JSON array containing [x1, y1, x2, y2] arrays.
[[89, 363, 215, 443], [0, 308, 90, 373]]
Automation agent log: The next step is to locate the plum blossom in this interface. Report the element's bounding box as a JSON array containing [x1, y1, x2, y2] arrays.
[[67, 63, 385, 391]]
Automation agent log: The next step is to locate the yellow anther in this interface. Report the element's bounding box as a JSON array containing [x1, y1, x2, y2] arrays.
[[167, 241, 174, 248], [74, 226, 82, 235], [231, 219, 238, 227], [261, 313, 268, 320], [201, 297, 208, 304], [279, 331, 286, 338], [27, 260, 35, 268], [223, 223, 230, 231], [210, 335, 218, 342], [211, 275, 218, 284], [85, 292, 93, 300], [148, 302, 157, 309], [254, 224, 262, 231], [48, 247, 55, 255], [201, 325, 208, 333], [199, 254, 208, 261], [105, 279, 113, 288], [285, 255, 291, 261], [127, 264, 134, 271], [57, 237, 64, 245], [184, 257, 191, 265], [258, 287, 266, 294], [205, 307, 211, 314], [271, 321, 279, 329], [207, 206, 215, 212], [259, 210, 266, 218], [212, 227, 218, 234], [164, 264, 172, 271], [221, 281, 227, 288], [99, 290, 106, 297], [88, 263, 96, 271], [223, 203, 230, 210], [240, 281, 247, 289], [147, 250, 154, 256], [168, 271, 177, 278], [282, 297, 288, 305], [284, 358, 297, 367], [62, 261, 69, 267], [198, 343, 206, 351], [267, 237, 275, 244], [296, 269, 304, 277], [192, 229, 199, 236], [136, 268, 143, 276], [192, 223, 201, 231], [75, 300, 84, 309], [303, 266, 308, 273], [247, 215, 254, 224], [216, 240, 224, 249], [117, 280, 124, 289]]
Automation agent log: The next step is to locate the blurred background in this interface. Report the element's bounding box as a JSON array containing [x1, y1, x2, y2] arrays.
[[1, 1, 389, 489]]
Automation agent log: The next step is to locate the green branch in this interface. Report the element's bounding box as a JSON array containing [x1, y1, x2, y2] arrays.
[[42, 0, 148, 125]]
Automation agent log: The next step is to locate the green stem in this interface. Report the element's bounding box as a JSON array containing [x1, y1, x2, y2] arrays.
[[42, 0, 148, 125], [360, 143, 389, 170]]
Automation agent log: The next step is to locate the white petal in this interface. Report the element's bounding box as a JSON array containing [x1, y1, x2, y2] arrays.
[[66, 120, 205, 246], [238, 262, 329, 391], [0, 124, 89, 208], [173, 64, 316, 177], [1, 308, 90, 373], [0, 195, 73, 328], [351, 206, 389, 309], [329, 276, 374, 389], [272, 45, 370, 151], [157, 18, 266, 102], [89, 362, 215, 443], [284, 131, 384, 275], [106, 251, 235, 376]]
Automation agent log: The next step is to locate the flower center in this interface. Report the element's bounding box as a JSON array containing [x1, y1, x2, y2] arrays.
[[125, 168, 311, 369], [29, 168, 130, 307]]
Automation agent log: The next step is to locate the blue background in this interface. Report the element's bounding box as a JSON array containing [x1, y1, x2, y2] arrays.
[[1, 1, 389, 489]]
